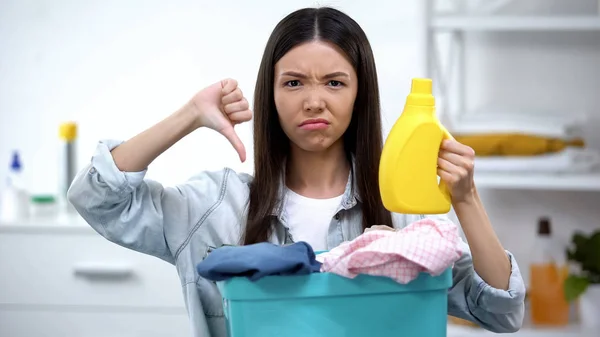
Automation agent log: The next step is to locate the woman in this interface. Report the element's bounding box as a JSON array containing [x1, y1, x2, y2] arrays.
[[68, 6, 525, 337]]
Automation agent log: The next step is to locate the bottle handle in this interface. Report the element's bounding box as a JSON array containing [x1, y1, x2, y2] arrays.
[[438, 123, 454, 203]]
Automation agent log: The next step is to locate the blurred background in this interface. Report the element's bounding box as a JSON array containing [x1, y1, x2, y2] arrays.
[[1, 0, 599, 336]]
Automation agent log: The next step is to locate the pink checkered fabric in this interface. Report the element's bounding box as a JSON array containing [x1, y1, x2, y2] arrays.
[[320, 218, 462, 284]]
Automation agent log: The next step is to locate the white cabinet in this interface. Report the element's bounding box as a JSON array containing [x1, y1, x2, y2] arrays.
[[0, 215, 191, 337]]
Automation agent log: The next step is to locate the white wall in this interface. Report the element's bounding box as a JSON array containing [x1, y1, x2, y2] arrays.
[[0, 0, 426, 192], [1, 0, 599, 285]]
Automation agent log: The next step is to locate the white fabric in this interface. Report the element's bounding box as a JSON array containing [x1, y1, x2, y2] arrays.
[[284, 188, 342, 252], [474, 147, 600, 173], [448, 109, 587, 139]]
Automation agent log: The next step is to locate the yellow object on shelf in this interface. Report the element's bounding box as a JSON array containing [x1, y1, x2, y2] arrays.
[[379, 78, 452, 215], [59, 122, 77, 142], [454, 133, 585, 157]]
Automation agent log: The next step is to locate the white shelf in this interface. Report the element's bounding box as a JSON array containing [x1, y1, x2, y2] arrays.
[[448, 324, 595, 337], [474, 172, 600, 191], [431, 15, 600, 31]]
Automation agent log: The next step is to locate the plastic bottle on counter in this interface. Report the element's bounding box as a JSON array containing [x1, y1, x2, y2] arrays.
[[0, 151, 30, 222], [529, 217, 570, 326], [30, 194, 58, 218], [59, 122, 77, 213]]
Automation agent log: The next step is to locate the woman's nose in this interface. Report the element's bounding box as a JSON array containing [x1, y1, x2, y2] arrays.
[[303, 91, 325, 113]]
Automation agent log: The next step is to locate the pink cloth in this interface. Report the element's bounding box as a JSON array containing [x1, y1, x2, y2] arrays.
[[319, 218, 462, 284]]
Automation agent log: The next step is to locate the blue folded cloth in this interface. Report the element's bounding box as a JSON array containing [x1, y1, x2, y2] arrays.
[[196, 241, 322, 281]]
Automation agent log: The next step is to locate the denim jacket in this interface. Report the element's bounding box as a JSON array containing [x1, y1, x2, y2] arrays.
[[67, 140, 525, 337]]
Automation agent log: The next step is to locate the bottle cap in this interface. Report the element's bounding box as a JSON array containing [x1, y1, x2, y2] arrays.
[[59, 122, 78, 142], [10, 151, 22, 172], [411, 78, 432, 95], [406, 78, 435, 106], [537, 217, 551, 235]]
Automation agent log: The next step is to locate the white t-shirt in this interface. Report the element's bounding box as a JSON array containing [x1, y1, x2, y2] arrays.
[[284, 187, 343, 252]]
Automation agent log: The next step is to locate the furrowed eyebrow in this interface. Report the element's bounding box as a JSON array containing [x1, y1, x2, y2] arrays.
[[280, 71, 307, 79], [279, 71, 350, 80], [322, 72, 349, 79]]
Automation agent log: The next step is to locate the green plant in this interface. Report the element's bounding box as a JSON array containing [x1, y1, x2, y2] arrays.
[[564, 230, 600, 302]]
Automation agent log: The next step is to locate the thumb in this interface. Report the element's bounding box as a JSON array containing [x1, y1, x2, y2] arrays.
[[220, 126, 246, 162]]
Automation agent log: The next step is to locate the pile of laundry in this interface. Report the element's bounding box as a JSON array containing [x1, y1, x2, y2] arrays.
[[196, 218, 463, 284]]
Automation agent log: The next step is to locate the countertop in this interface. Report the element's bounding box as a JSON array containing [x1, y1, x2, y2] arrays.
[[0, 213, 93, 235], [447, 324, 594, 337]]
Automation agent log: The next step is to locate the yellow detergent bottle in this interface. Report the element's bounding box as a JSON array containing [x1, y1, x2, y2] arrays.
[[379, 78, 453, 214]]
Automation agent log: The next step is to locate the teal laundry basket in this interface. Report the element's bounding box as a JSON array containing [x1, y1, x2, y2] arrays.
[[216, 266, 453, 337]]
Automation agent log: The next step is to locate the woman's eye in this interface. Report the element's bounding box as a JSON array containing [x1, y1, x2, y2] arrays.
[[328, 80, 343, 87], [285, 80, 301, 87]]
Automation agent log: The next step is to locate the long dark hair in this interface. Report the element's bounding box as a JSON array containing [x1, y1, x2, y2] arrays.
[[243, 7, 392, 245]]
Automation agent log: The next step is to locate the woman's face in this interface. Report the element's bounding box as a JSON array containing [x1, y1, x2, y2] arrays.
[[274, 40, 358, 153]]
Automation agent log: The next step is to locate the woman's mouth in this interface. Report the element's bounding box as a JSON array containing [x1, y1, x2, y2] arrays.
[[299, 118, 330, 130]]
